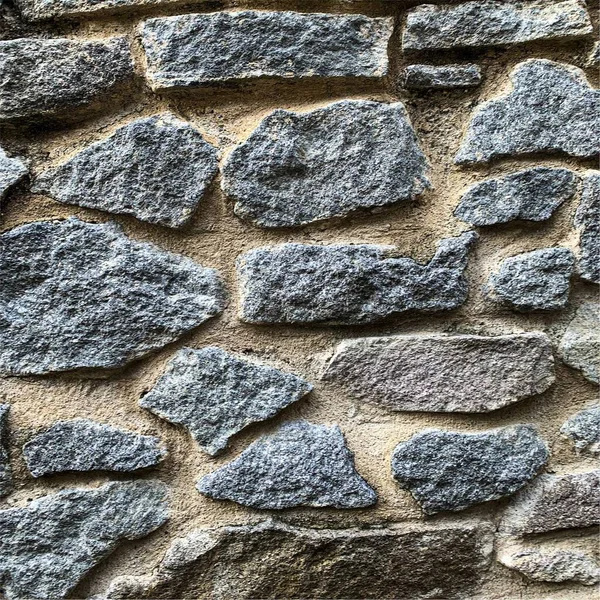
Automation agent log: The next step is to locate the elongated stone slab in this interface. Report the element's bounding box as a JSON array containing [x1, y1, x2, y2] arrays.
[[33, 115, 218, 228], [0, 405, 11, 497], [222, 100, 430, 227], [0, 147, 27, 201], [559, 303, 599, 384], [575, 173, 599, 284], [323, 333, 555, 413], [561, 405, 600, 455], [237, 232, 477, 325], [403, 64, 482, 89], [0, 218, 225, 376]]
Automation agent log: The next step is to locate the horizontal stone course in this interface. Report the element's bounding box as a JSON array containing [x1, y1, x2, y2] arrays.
[[403, 64, 482, 89]]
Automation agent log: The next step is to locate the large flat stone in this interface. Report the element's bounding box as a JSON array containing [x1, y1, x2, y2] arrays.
[[575, 173, 599, 284], [0, 147, 27, 201], [222, 100, 430, 227], [0, 218, 225, 376], [560, 405, 600, 455], [403, 64, 482, 89], [0, 404, 10, 497], [16, 0, 181, 20]]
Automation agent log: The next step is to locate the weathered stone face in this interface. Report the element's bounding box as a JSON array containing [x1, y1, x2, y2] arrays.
[[403, 64, 482, 89], [575, 173, 600, 284], [222, 100, 430, 227], [588, 41, 600, 66], [0, 147, 27, 201], [0, 404, 10, 497], [16, 0, 180, 20], [560, 405, 600, 455]]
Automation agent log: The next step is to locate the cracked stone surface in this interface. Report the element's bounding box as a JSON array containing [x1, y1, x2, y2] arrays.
[[0, 218, 225, 376], [0, 404, 10, 497], [33, 114, 218, 228], [222, 100, 430, 227], [0, 147, 27, 201], [575, 172, 599, 284], [197, 420, 377, 509], [560, 405, 600, 455], [403, 64, 482, 89], [391, 425, 549, 514]]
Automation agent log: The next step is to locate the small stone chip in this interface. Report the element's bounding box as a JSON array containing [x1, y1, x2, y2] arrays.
[[559, 303, 599, 384], [560, 405, 600, 455], [575, 173, 599, 284], [0, 147, 27, 201], [0, 404, 11, 497], [197, 420, 377, 510], [403, 64, 482, 89]]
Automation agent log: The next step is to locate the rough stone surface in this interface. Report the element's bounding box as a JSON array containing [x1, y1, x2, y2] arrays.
[[574, 173, 600, 284], [391, 425, 549, 514], [455, 167, 578, 226], [222, 100, 430, 227], [23, 419, 167, 477], [0, 218, 225, 376], [455, 60, 600, 164], [0, 147, 27, 201], [588, 41, 600, 66], [16, 0, 181, 20], [33, 115, 218, 228], [323, 333, 555, 413], [402, 0, 593, 51], [237, 232, 477, 324], [197, 420, 376, 509], [141, 347, 312, 455], [0, 480, 169, 600], [403, 64, 482, 89], [485, 248, 575, 311], [0, 404, 10, 497], [560, 405, 600, 455], [559, 303, 599, 384], [0, 37, 133, 121], [141, 11, 393, 89]]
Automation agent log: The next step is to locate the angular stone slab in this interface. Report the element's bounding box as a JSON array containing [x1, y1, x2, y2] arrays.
[[0, 480, 168, 600], [33, 115, 218, 228], [455, 167, 578, 226], [455, 60, 600, 164], [222, 100, 430, 227], [0, 37, 133, 121], [575, 173, 599, 284], [0, 218, 225, 376], [237, 232, 477, 325], [197, 420, 376, 509], [560, 405, 600, 455], [0, 404, 11, 498], [323, 333, 555, 413], [403, 64, 482, 89], [0, 147, 27, 201], [391, 425, 548, 514], [402, 0, 592, 52]]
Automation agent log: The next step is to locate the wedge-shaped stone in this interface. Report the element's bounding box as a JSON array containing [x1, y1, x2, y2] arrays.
[[197, 420, 376, 509], [222, 100, 429, 227], [391, 425, 548, 514], [0, 218, 225, 376], [0, 404, 10, 497], [575, 173, 599, 284], [0, 480, 168, 600], [559, 303, 599, 383], [0, 147, 27, 201], [403, 64, 482, 89], [237, 232, 477, 324], [561, 405, 600, 455], [33, 115, 218, 228], [456, 60, 599, 164], [323, 333, 555, 413]]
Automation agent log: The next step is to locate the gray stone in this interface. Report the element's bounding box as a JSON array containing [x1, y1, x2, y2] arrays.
[[222, 100, 430, 227], [141, 347, 312, 455], [0, 218, 225, 376], [0, 37, 133, 121], [403, 64, 482, 89], [0, 480, 168, 600], [33, 115, 218, 228], [588, 41, 600, 66], [575, 173, 599, 284], [559, 303, 599, 383], [485, 248, 575, 311], [455, 167, 578, 226], [0, 147, 27, 201], [197, 420, 376, 509], [0, 404, 10, 497], [141, 11, 393, 89], [323, 333, 555, 413], [391, 425, 549, 514], [560, 405, 600, 455], [456, 60, 599, 164], [237, 232, 477, 325], [402, 0, 593, 52], [16, 0, 181, 20], [23, 419, 167, 477]]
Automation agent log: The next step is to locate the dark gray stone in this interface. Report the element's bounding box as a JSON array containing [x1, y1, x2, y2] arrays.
[[0, 404, 10, 497], [237, 232, 477, 324], [403, 64, 482, 89], [559, 303, 599, 383], [0, 480, 168, 600], [0, 218, 225, 376], [141, 11, 393, 89], [0, 147, 27, 201], [222, 100, 430, 227], [197, 420, 376, 509], [575, 173, 599, 284], [560, 405, 600, 455], [33, 115, 218, 228], [456, 60, 599, 164], [391, 425, 549, 514], [455, 167, 578, 226], [141, 347, 312, 455]]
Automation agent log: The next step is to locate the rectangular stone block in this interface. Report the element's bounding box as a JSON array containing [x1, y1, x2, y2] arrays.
[[403, 64, 482, 89]]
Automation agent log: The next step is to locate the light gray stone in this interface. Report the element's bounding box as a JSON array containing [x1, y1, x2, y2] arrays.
[[0, 404, 10, 497], [575, 173, 599, 284], [0, 147, 27, 201], [197, 420, 376, 509], [0, 480, 168, 600], [402, 0, 592, 52], [559, 303, 600, 383], [391, 425, 549, 514], [33, 115, 218, 228], [455, 167, 578, 226], [0, 218, 225, 376], [560, 405, 600, 455], [403, 64, 482, 89], [323, 333, 555, 413], [23, 419, 167, 477], [141, 11, 392, 89], [456, 60, 599, 164], [141, 347, 312, 455], [222, 100, 430, 227], [237, 232, 477, 324], [485, 248, 575, 311], [0, 37, 133, 121]]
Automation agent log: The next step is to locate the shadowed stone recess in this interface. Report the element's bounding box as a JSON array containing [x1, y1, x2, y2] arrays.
[[391, 425, 549, 514], [0, 404, 10, 497], [559, 303, 599, 383], [575, 173, 599, 284], [222, 100, 430, 227], [403, 64, 482, 89], [197, 420, 376, 509], [0, 147, 27, 201], [560, 405, 600, 455], [0, 218, 225, 376], [141, 347, 312, 455], [32, 114, 218, 228]]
